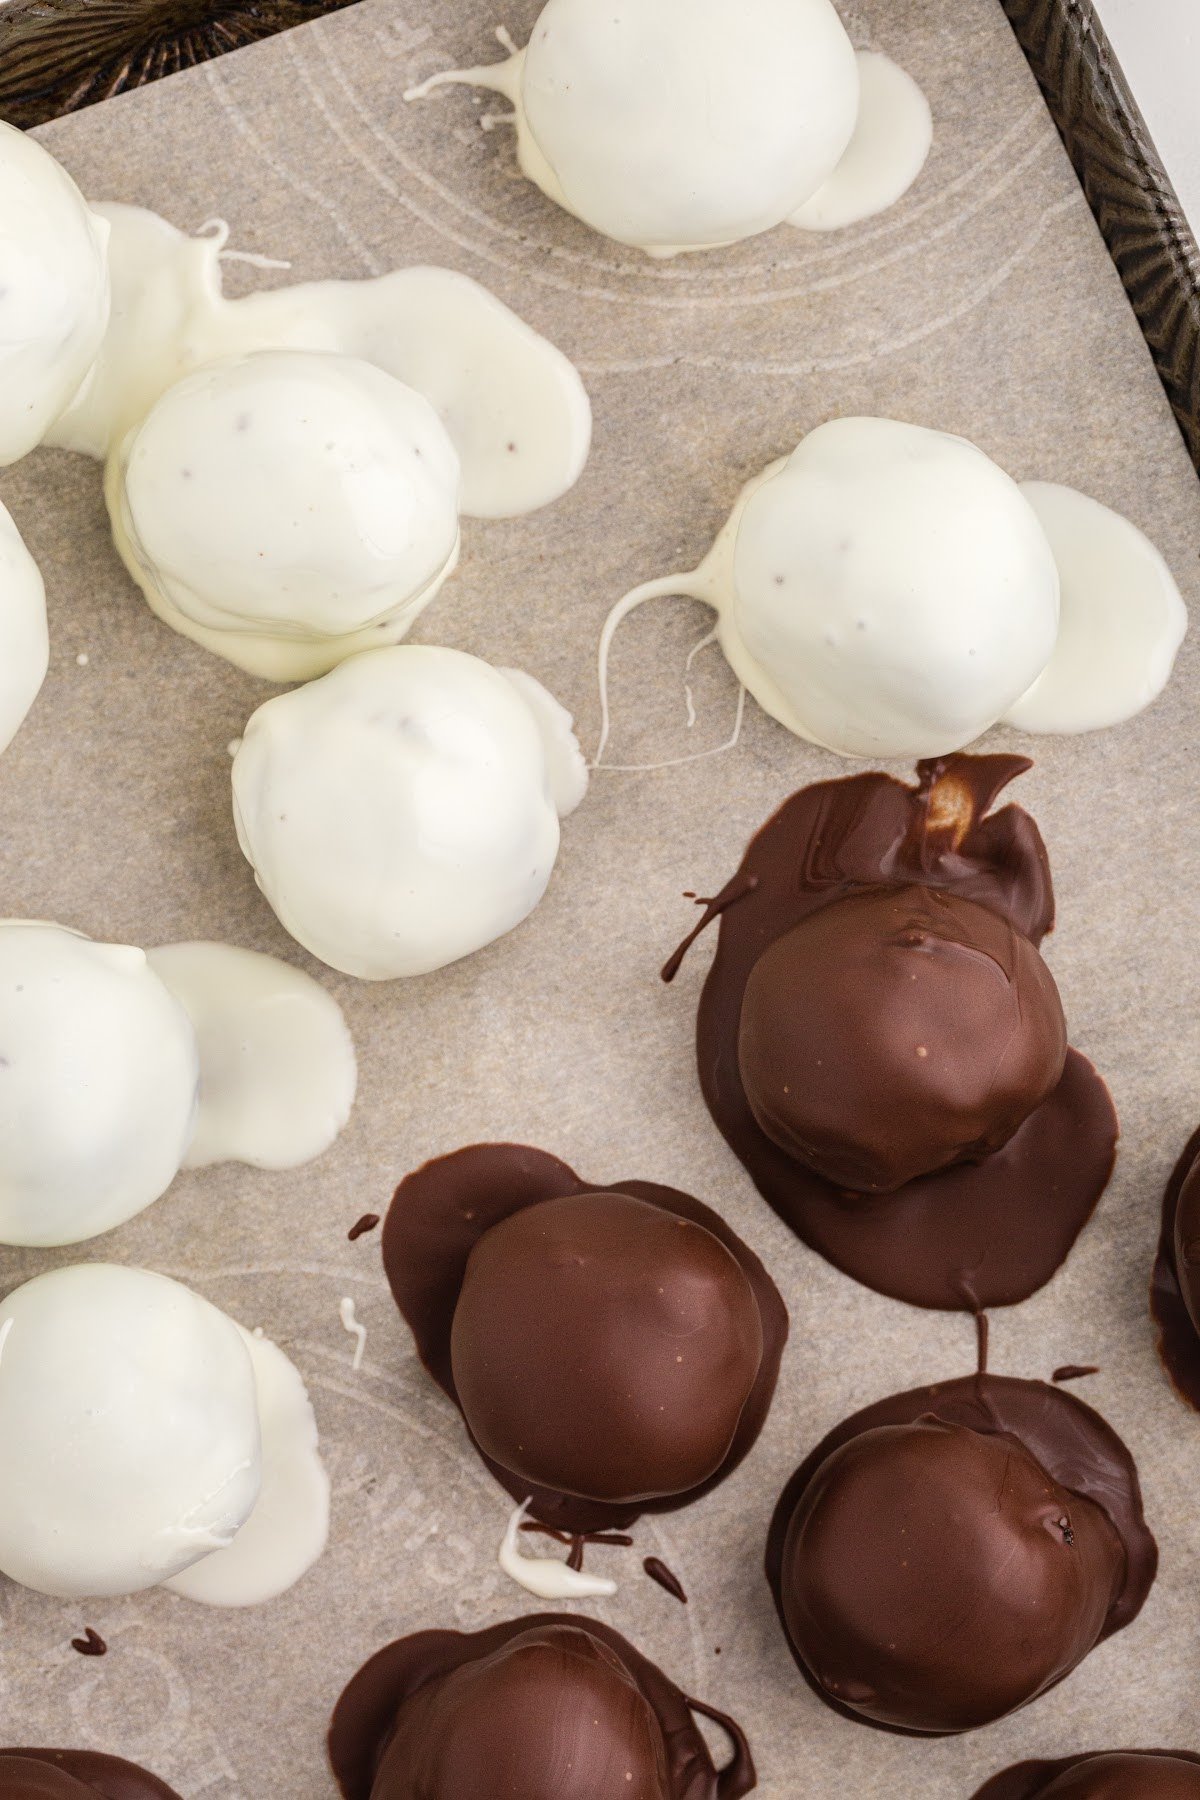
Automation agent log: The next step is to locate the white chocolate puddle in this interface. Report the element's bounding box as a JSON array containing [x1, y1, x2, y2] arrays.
[[788, 51, 933, 234], [0, 921, 355, 1247], [231, 644, 587, 980], [145, 941, 358, 1171], [406, 1, 929, 256], [0, 1265, 325, 1606], [1006, 481, 1189, 734], [164, 1325, 329, 1607], [49, 205, 591, 521], [597, 417, 1187, 765], [0, 503, 50, 755], [498, 1501, 618, 1602], [15, 195, 589, 685]]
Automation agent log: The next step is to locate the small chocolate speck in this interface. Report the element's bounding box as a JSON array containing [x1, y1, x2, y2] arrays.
[[1053, 1363, 1100, 1384], [348, 1213, 381, 1242], [71, 1628, 107, 1657], [643, 1556, 687, 1603]]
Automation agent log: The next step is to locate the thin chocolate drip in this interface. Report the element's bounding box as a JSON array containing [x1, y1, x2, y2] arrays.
[[644, 1557, 688, 1603], [70, 1629, 107, 1657], [661, 872, 758, 985], [1053, 1365, 1100, 1384], [347, 1212, 380, 1241], [566, 1538, 585, 1573], [975, 1310, 989, 1376], [521, 1522, 634, 1554], [683, 1696, 757, 1800]]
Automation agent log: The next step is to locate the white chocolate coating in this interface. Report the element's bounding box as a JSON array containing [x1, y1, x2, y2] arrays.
[[0, 922, 199, 1249], [598, 417, 1186, 762], [48, 203, 590, 514], [727, 418, 1060, 758], [1004, 481, 1188, 734], [407, 4, 931, 255], [0, 502, 49, 756], [107, 349, 462, 681], [520, 0, 858, 252], [146, 941, 357, 1171], [164, 1325, 329, 1607], [232, 645, 587, 979], [789, 51, 933, 233], [0, 121, 110, 466], [0, 923, 355, 1247], [0, 1266, 261, 1599]]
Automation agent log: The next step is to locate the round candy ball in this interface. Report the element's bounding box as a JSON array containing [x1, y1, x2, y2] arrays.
[[737, 884, 1067, 1193], [451, 1191, 764, 1504]]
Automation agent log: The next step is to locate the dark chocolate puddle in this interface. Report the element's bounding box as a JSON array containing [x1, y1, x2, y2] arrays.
[[327, 1614, 755, 1800], [667, 755, 1117, 1310], [1151, 1125, 1200, 1409], [764, 1373, 1157, 1738], [972, 1751, 1200, 1800], [0, 1751, 181, 1800], [382, 1143, 787, 1536]]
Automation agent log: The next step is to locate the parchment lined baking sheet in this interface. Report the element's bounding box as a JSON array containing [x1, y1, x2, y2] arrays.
[[2, 2, 1199, 1793]]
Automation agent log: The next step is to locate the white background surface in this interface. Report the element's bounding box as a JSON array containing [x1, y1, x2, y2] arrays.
[[1095, 0, 1200, 229]]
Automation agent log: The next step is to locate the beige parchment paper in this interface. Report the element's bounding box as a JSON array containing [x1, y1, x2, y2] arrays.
[[2, 0, 1200, 1793]]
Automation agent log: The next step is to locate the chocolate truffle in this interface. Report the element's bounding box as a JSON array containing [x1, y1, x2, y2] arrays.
[[668, 754, 1118, 1310], [1150, 1128, 1200, 1411], [0, 1751, 181, 1799], [452, 1191, 764, 1504], [329, 1615, 755, 1800], [973, 1753, 1200, 1800], [382, 1144, 787, 1534], [737, 883, 1067, 1192], [766, 1374, 1156, 1736]]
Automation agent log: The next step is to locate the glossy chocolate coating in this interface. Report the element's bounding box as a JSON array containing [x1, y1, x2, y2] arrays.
[[1150, 1127, 1200, 1410], [974, 1752, 1200, 1800], [766, 1374, 1156, 1737], [668, 755, 1117, 1309], [738, 883, 1067, 1192], [383, 1144, 787, 1534], [328, 1615, 755, 1800], [0, 1753, 180, 1800], [451, 1190, 764, 1504]]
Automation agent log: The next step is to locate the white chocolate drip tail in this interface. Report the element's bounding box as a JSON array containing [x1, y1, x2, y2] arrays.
[[498, 1501, 618, 1602], [404, 27, 523, 104]]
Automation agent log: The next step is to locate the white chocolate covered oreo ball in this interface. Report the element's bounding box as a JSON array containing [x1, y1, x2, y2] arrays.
[[726, 418, 1061, 758], [408, 0, 931, 256], [599, 415, 1186, 763], [0, 1265, 259, 1599], [0, 1264, 329, 1606], [0, 922, 198, 1249], [0, 120, 110, 465], [0, 503, 49, 756], [0, 923, 355, 1247], [517, 0, 859, 252], [106, 348, 462, 680], [232, 645, 588, 979]]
